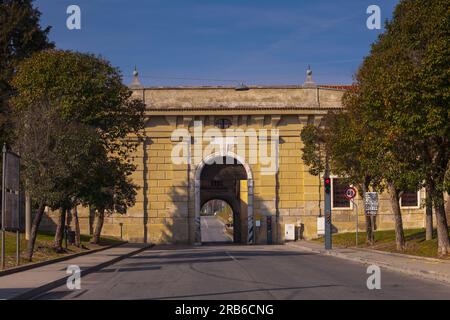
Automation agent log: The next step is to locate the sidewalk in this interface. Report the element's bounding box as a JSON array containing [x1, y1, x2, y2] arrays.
[[0, 243, 152, 300], [287, 241, 450, 284]]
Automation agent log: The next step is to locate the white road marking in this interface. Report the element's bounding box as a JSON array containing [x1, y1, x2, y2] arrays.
[[226, 251, 237, 262]]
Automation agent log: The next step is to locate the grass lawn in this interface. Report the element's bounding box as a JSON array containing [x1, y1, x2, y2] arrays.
[[313, 228, 450, 259], [0, 231, 123, 270]]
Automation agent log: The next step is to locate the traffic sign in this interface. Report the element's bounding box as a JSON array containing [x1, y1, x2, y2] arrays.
[[344, 187, 357, 200]]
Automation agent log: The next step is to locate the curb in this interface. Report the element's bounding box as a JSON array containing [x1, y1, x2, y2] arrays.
[[9, 243, 154, 300], [288, 243, 450, 285], [0, 241, 127, 278], [355, 247, 446, 263]]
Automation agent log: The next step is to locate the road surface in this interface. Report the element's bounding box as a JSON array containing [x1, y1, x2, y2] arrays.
[[37, 244, 450, 300], [201, 215, 232, 243]]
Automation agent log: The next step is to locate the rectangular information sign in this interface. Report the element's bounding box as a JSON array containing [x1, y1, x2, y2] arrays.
[[364, 192, 379, 215], [2, 150, 20, 231]]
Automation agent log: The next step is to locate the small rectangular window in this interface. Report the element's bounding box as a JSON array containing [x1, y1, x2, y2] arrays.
[[401, 191, 419, 208], [332, 178, 351, 209]]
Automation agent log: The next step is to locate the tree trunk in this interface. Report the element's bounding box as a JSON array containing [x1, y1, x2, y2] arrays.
[[73, 207, 81, 247], [433, 191, 449, 256], [388, 183, 406, 251], [362, 181, 375, 245], [54, 208, 66, 252], [89, 206, 95, 235], [91, 209, 105, 245], [425, 184, 434, 240], [365, 216, 374, 245], [26, 203, 45, 262]]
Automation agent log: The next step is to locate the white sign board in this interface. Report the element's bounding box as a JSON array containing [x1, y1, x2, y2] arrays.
[[364, 192, 379, 215], [317, 217, 325, 236], [3, 150, 21, 231], [285, 224, 295, 241]]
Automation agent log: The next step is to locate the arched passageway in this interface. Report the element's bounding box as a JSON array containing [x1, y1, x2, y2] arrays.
[[195, 154, 254, 245], [200, 199, 234, 243]]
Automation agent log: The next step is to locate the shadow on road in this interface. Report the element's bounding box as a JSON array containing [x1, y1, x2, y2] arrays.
[[141, 284, 340, 300]]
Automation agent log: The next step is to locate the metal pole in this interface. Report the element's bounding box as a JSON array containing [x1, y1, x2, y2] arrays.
[[17, 152, 21, 266], [275, 138, 280, 245], [324, 156, 332, 250], [16, 229, 19, 266], [370, 214, 375, 241], [1, 143, 6, 269], [352, 200, 359, 247], [25, 193, 31, 240]]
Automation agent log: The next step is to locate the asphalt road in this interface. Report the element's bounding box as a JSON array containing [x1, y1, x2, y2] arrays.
[[201, 215, 232, 243], [37, 244, 450, 300]]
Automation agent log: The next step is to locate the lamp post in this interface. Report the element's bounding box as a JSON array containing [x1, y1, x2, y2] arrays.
[[324, 156, 332, 250], [1, 144, 6, 269]]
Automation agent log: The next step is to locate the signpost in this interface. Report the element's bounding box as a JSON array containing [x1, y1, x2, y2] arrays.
[[364, 192, 379, 241], [1, 144, 21, 269], [344, 187, 358, 246], [324, 160, 332, 250]]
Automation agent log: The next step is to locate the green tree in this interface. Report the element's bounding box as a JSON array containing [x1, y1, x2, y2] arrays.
[[301, 110, 380, 246], [356, 0, 449, 255], [11, 50, 144, 157], [0, 0, 53, 146], [79, 157, 138, 244], [341, 83, 423, 251], [12, 50, 145, 256], [300, 124, 325, 177], [318, 0, 449, 255], [14, 101, 104, 258], [301, 85, 423, 252], [324, 110, 379, 246]]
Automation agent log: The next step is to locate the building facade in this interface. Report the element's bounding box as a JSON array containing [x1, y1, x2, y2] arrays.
[[41, 71, 428, 244]]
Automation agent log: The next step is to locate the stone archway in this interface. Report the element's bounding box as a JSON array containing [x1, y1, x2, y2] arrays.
[[194, 152, 254, 245]]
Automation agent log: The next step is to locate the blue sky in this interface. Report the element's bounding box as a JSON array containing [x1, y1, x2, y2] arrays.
[[34, 0, 399, 86]]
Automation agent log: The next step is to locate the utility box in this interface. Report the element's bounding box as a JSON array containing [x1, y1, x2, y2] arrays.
[[317, 217, 325, 236], [285, 224, 295, 241]]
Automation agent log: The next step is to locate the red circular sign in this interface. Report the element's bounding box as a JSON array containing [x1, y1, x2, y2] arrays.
[[344, 187, 357, 200]]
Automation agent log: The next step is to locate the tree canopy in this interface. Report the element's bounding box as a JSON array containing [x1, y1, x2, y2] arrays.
[[301, 0, 449, 254], [0, 0, 53, 146], [11, 49, 146, 256]]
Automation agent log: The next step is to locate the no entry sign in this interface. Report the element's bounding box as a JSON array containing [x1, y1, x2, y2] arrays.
[[344, 187, 357, 200]]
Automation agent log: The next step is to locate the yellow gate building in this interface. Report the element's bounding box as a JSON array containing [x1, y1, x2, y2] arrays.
[[42, 70, 427, 244]]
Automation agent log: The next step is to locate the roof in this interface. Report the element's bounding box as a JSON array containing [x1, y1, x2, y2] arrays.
[[132, 84, 352, 91], [319, 85, 355, 90], [131, 85, 348, 111]]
